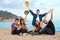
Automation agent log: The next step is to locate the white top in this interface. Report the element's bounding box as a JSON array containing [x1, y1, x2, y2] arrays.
[[36, 15, 40, 22]]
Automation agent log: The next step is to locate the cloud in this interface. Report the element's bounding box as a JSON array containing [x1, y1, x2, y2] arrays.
[[3, 0, 10, 5], [0, 0, 60, 9], [0, 0, 60, 21], [0, 0, 25, 9], [31, 0, 60, 9]]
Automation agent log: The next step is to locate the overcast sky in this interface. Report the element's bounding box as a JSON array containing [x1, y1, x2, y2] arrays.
[[0, 0, 60, 21]]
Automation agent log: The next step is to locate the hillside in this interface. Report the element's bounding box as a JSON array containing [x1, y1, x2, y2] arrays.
[[0, 10, 22, 21]]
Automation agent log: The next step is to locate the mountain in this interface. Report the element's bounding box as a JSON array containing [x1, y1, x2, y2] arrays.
[[0, 10, 22, 21]]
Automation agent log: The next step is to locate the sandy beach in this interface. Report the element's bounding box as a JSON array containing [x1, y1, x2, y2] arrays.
[[0, 28, 60, 40]]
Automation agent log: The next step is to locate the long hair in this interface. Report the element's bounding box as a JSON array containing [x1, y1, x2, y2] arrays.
[[20, 19, 26, 26], [34, 21, 40, 28]]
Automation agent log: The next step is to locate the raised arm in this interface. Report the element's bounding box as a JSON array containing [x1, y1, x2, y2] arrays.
[[46, 9, 53, 14], [24, 10, 29, 22], [24, 15, 27, 22], [43, 9, 53, 20], [29, 9, 35, 15], [27, 7, 35, 15], [42, 9, 53, 17], [50, 11, 53, 21]]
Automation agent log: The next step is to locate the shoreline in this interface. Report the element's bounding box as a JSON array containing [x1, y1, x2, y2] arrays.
[[0, 28, 60, 40]]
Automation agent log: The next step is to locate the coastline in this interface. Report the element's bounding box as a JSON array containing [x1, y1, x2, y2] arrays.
[[0, 28, 60, 40]]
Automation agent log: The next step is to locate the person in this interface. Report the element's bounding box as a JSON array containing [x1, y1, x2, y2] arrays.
[[11, 19, 21, 35], [18, 10, 30, 36], [31, 20, 42, 35], [40, 10, 55, 35], [28, 8, 53, 26], [19, 19, 28, 35]]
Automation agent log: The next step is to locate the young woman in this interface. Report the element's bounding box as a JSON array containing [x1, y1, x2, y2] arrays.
[[28, 20, 42, 35], [20, 19, 28, 34], [40, 11, 55, 35]]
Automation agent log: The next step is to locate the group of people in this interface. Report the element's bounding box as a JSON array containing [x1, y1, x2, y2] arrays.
[[11, 8, 55, 36]]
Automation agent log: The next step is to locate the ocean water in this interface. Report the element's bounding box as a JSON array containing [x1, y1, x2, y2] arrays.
[[0, 21, 60, 32]]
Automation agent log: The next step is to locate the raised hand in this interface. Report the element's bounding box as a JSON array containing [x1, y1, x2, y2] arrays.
[[50, 9, 53, 12], [47, 9, 53, 13], [24, 10, 29, 22]]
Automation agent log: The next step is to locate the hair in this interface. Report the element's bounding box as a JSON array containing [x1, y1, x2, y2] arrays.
[[34, 21, 40, 28], [20, 19, 26, 26], [36, 9, 40, 11], [15, 18, 19, 21]]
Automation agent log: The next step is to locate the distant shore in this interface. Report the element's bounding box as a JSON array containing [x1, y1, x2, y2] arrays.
[[0, 28, 60, 40], [0, 21, 14, 22], [0, 19, 15, 22]]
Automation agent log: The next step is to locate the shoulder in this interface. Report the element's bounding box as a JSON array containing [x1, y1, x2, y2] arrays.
[[12, 23, 15, 27], [12, 23, 15, 25]]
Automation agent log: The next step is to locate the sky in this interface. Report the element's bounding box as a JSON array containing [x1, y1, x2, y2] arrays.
[[0, 0, 60, 31], [0, 0, 60, 21]]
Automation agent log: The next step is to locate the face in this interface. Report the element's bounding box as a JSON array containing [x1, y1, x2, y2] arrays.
[[36, 10, 40, 15], [21, 20, 24, 23], [15, 20, 19, 24], [43, 20, 48, 24]]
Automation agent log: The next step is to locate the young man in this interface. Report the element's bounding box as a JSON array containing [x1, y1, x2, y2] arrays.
[[11, 19, 21, 35], [28, 8, 53, 26]]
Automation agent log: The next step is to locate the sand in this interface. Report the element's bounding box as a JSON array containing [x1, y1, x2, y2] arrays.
[[0, 28, 60, 40]]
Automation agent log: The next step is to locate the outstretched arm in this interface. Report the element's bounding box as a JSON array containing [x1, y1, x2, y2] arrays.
[[24, 15, 27, 22], [44, 9, 53, 20], [43, 9, 53, 22], [27, 7, 35, 15], [29, 10, 35, 15], [46, 9, 53, 14], [42, 9, 53, 17]]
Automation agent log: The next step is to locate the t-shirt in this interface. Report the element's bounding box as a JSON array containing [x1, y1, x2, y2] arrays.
[[29, 10, 47, 25], [36, 15, 40, 22], [11, 23, 20, 31]]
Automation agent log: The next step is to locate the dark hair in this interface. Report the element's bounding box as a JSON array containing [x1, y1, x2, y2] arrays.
[[20, 19, 26, 26], [34, 21, 40, 28], [36, 9, 40, 11], [15, 18, 19, 21]]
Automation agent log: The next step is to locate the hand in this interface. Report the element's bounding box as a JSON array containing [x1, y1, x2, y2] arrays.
[[47, 9, 53, 14], [50, 9, 53, 12]]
